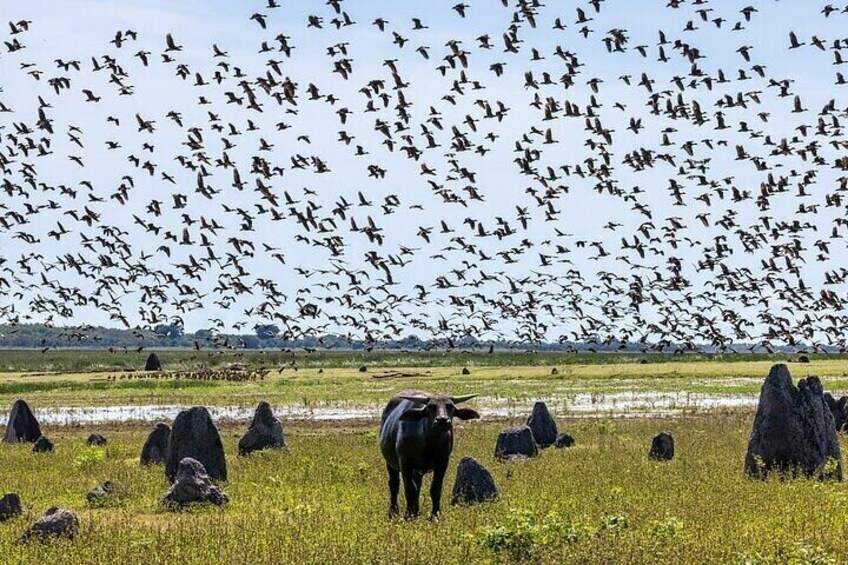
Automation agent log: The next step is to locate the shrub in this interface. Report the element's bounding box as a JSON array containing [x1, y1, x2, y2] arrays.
[[74, 446, 106, 470], [476, 508, 592, 561]]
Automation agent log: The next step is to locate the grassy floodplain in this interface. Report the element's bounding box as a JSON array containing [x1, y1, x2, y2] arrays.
[[0, 417, 847, 563], [1, 351, 848, 563], [0, 351, 846, 411], [0, 348, 845, 374]]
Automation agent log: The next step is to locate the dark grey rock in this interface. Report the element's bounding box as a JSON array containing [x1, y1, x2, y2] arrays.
[[451, 456, 498, 505], [550, 367, 559, 375], [526, 401, 557, 448], [162, 457, 228, 509], [494, 425, 539, 460], [555, 432, 574, 448], [144, 352, 162, 371], [461, 367, 471, 375], [358, 365, 367, 372], [824, 393, 847, 432], [798, 355, 811, 364], [649, 432, 675, 461], [87, 433, 107, 447], [19, 507, 79, 542], [32, 436, 53, 453], [745, 364, 842, 480], [3, 399, 41, 443], [140, 423, 170, 465], [0, 493, 23, 521], [165, 407, 226, 482], [86, 481, 118, 506], [238, 401, 286, 456]]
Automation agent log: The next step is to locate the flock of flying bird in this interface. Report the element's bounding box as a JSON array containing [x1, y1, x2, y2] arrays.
[[2, 0, 848, 352]]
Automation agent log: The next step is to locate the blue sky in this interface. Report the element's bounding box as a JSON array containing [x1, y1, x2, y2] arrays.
[[0, 0, 846, 345]]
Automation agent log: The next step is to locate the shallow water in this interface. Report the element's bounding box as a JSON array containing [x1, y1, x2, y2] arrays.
[[0, 391, 761, 426]]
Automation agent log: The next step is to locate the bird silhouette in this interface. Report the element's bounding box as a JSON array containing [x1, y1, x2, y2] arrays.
[[0, 1, 846, 353]]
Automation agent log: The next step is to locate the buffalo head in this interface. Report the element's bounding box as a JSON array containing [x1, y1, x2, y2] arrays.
[[397, 393, 480, 429]]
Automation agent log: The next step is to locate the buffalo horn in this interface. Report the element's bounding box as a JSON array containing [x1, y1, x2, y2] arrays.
[[398, 395, 430, 404], [450, 394, 477, 404]]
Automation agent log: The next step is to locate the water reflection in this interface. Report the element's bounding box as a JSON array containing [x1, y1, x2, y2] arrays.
[[0, 391, 761, 426]]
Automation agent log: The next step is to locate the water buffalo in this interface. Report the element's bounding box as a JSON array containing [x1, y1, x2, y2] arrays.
[[380, 390, 479, 520]]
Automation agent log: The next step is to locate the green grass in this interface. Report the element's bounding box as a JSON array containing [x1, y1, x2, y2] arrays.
[[0, 359, 846, 411], [0, 416, 846, 563], [0, 348, 842, 374], [1, 353, 846, 562]]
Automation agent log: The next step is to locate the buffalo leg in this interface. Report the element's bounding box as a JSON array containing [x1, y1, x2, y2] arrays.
[[429, 458, 449, 519], [400, 462, 420, 519], [387, 464, 400, 518]]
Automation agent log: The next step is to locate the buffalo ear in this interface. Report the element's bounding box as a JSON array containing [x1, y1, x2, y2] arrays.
[[454, 408, 480, 421], [400, 407, 428, 421]]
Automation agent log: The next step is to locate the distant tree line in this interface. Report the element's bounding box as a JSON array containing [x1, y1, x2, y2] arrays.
[[0, 324, 817, 353]]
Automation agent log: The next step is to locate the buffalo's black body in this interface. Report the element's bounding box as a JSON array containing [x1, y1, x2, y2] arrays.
[[379, 390, 478, 519]]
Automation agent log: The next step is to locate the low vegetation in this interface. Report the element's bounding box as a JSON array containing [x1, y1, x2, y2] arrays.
[[0, 355, 847, 412], [1, 353, 845, 562], [0, 348, 843, 374], [1, 416, 847, 563]]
